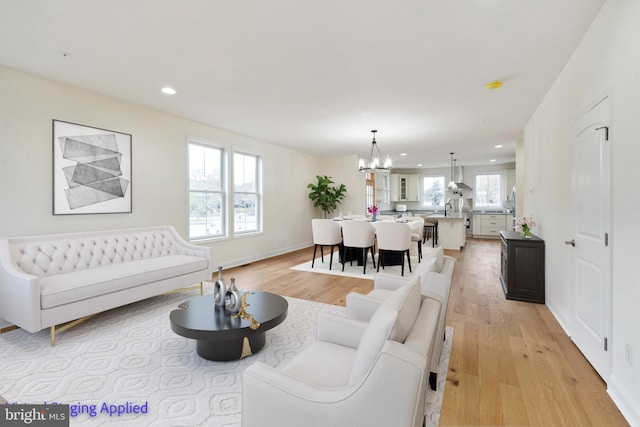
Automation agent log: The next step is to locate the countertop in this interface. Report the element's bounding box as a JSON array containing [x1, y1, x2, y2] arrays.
[[471, 211, 513, 215], [428, 213, 468, 219]]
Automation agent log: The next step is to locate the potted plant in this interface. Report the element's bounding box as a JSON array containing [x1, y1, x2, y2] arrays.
[[515, 216, 536, 238], [307, 175, 347, 218]]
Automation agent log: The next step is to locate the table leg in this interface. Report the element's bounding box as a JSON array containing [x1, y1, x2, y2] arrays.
[[196, 333, 266, 361]]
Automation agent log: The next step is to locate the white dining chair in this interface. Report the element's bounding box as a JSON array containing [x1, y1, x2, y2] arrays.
[[375, 221, 412, 276], [340, 220, 376, 274], [311, 219, 343, 270]]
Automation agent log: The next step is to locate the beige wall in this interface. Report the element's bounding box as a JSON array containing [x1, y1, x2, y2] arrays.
[[0, 66, 328, 268], [523, 0, 640, 423]]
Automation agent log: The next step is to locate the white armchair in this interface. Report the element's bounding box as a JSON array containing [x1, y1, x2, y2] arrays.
[[242, 276, 441, 427], [347, 247, 455, 390]]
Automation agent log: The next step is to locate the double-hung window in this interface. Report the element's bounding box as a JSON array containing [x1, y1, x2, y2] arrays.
[[422, 175, 445, 208], [188, 142, 225, 240], [233, 152, 261, 234], [474, 173, 503, 209]]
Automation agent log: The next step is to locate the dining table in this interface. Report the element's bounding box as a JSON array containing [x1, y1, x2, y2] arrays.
[[332, 217, 424, 264]]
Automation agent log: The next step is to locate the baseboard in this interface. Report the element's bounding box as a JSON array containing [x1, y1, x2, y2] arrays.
[[545, 299, 572, 337], [223, 243, 311, 270], [607, 375, 640, 427]]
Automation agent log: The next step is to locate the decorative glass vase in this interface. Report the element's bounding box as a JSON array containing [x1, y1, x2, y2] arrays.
[[225, 277, 241, 313], [213, 266, 226, 306], [371, 213, 378, 222], [521, 224, 532, 238]]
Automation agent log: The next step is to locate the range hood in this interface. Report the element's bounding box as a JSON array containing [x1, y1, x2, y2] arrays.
[[453, 166, 473, 191]]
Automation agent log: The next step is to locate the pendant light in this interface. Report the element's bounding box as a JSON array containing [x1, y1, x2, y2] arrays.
[[358, 130, 392, 172], [447, 152, 458, 190]]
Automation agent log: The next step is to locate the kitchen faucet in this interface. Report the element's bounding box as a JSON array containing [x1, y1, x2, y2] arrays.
[[444, 199, 453, 217]]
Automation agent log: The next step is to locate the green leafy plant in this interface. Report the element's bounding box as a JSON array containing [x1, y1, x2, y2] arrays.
[[307, 175, 347, 218]]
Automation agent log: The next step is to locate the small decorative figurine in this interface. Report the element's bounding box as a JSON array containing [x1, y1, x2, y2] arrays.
[[213, 266, 226, 307], [232, 291, 261, 330], [225, 277, 241, 313]]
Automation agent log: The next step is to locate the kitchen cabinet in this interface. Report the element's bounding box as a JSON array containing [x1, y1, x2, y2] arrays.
[[375, 173, 389, 204], [500, 231, 545, 303], [473, 214, 508, 237], [406, 175, 419, 201], [390, 174, 419, 201]]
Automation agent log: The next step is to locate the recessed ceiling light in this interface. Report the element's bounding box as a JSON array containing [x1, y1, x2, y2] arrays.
[[161, 87, 177, 95], [494, 144, 503, 148], [417, 163, 423, 167], [400, 153, 407, 156], [490, 159, 497, 162]]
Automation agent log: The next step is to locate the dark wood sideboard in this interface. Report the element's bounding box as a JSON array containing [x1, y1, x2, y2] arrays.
[[500, 231, 545, 304]]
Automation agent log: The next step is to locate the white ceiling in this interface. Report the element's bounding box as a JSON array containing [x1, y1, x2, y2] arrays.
[[0, 0, 604, 169]]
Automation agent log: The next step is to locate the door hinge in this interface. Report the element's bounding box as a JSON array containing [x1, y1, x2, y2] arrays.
[[604, 337, 608, 351], [605, 232, 609, 246], [595, 126, 609, 141]]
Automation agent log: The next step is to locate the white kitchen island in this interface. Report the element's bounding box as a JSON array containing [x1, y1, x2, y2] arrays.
[[428, 213, 467, 250]]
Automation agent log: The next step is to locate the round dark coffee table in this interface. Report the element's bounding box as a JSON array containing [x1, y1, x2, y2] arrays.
[[170, 291, 288, 361]]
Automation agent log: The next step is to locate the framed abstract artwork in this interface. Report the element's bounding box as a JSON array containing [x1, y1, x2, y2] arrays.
[[52, 120, 132, 215]]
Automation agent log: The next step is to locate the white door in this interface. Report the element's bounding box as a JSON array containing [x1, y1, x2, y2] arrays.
[[570, 95, 612, 381]]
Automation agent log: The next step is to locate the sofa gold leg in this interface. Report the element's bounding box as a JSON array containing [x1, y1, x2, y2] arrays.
[[164, 282, 204, 295], [50, 314, 97, 346], [0, 325, 19, 334]]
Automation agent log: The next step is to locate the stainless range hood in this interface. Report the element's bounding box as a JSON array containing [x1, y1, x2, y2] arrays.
[[453, 165, 473, 191]]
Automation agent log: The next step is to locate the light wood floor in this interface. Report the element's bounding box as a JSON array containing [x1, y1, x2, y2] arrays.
[[221, 238, 628, 426]]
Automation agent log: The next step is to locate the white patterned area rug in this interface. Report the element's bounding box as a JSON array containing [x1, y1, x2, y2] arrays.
[[0, 290, 451, 427], [291, 255, 422, 280]]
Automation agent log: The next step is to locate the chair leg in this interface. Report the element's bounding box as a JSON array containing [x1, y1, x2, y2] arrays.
[[342, 247, 348, 271], [377, 250, 383, 272], [370, 246, 376, 268], [362, 248, 367, 274], [429, 372, 437, 391], [320, 246, 325, 263], [407, 250, 412, 273], [329, 245, 335, 270], [312, 244, 318, 268], [417, 240, 422, 262]]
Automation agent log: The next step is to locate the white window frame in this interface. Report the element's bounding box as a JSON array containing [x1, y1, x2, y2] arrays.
[[232, 151, 262, 235], [187, 138, 228, 241], [421, 175, 446, 209], [473, 172, 504, 210]]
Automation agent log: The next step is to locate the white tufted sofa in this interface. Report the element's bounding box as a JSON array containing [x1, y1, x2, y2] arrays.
[[0, 226, 213, 344]]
